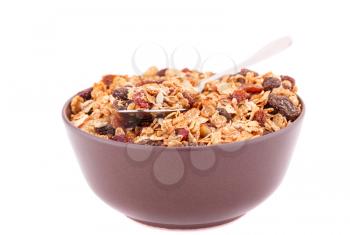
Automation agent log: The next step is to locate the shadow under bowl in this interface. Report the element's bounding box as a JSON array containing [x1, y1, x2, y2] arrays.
[[62, 96, 305, 229]]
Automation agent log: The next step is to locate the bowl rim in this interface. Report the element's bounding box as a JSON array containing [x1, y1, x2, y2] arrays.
[[62, 94, 305, 151]]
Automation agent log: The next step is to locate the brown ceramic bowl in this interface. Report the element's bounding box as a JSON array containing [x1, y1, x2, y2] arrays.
[[62, 95, 305, 229]]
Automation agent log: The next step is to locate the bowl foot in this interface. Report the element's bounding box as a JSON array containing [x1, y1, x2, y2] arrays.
[[128, 214, 244, 229]]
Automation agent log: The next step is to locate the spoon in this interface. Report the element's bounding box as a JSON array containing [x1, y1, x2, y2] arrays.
[[117, 36, 292, 117]]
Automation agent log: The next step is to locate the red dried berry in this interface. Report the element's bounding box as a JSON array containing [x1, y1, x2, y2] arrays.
[[176, 128, 189, 141], [232, 90, 249, 103], [112, 87, 129, 100], [253, 110, 266, 126], [102, 74, 115, 87], [243, 84, 263, 94], [156, 68, 167, 77], [183, 92, 195, 107], [132, 92, 150, 109], [95, 124, 115, 136], [77, 87, 93, 101], [267, 94, 300, 121], [281, 75, 295, 87], [262, 77, 281, 91]]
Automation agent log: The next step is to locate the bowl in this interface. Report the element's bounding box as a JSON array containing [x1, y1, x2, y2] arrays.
[[62, 95, 305, 229]]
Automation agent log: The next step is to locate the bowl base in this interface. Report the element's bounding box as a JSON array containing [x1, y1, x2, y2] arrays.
[[128, 214, 244, 229]]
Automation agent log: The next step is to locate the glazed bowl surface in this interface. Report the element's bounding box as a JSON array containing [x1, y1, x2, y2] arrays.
[[62, 96, 305, 229]]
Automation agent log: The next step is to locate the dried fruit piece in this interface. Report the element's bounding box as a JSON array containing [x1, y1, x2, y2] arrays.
[[182, 68, 191, 73], [95, 124, 115, 136], [267, 94, 300, 121], [239, 68, 259, 76], [281, 75, 295, 86], [132, 91, 150, 109], [231, 90, 249, 103], [243, 84, 263, 94], [111, 134, 128, 142], [183, 92, 195, 107], [112, 87, 129, 100], [102, 74, 115, 87], [156, 68, 167, 77], [253, 110, 266, 126], [77, 87, 93, 101], [217, 108, 232, 120], [236, 77, 246, 84], [262, 77, 281, 91], [176, 128, 189, 141]]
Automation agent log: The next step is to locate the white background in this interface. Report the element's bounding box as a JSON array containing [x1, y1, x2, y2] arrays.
[[0, 0, 349, 234]]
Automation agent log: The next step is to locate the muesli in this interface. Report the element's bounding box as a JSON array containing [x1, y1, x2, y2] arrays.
[[70, 67, 301, 147]]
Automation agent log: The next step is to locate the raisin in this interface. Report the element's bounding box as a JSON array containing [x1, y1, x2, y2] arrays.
[[111, 134, 128, 142], [262, 77, 281, 91], [231, 90, 249, 103], [281, 75, 295, 87], [183, 92, 195, 107], [239, 68, 259, 76], [78, 87, 93, 101], [263, 129, 272, 135], [95, 124, 115, 136], [132, 92, 150, 109], [112, 87, 129, 100], [182, 68, 191, 73], [102, 74, 115, 87], [176, 128, 189, 141], [253, 110, 266, 126], [267, 94, 300, 121], [217, 108, 232, 120], [156, 68, 167, 77], [236, 77, 246, 84], [243, 84, 263, 94]]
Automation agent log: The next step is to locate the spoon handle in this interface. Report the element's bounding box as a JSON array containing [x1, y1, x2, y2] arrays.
[[196, 36, 293, 92]]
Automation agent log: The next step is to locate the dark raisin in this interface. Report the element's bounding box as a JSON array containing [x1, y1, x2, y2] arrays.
[[253, 110, 266, 126], [281, 75, 295, 87], [112, 87, 129, 100], [176, 128, 189, 141], [95, 124, 115, 136], [217, 108, 232, 120], [267, 94, 300, 121], [156, 68, 167, 77], [262, 77, 281, 91], [243, 84, 263, 94], [182, 68, 191, 73], [132, 92, 150, 109], [239, 68, 259, 76], [236, 77, 246, 84], [231, 90, 249, 103], [102, 74, 115, 87], [111, 134, 128, 142], [78, 87, 93, 101]]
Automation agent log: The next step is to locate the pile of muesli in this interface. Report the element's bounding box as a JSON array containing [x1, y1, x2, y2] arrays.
[[70, 67, 301, 147]]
